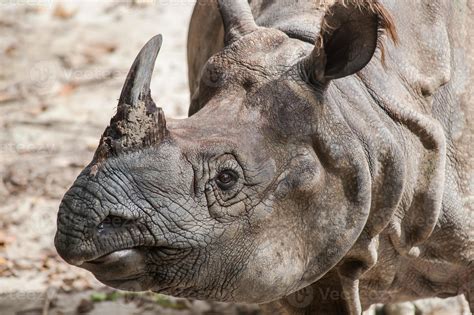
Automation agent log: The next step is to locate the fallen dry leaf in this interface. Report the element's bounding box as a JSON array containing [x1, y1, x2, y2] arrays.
[[4, 44, 17, 56], [58, 83, 77, 97], [52, 4, 77, 20], [0, 92, 20, 103], [77, 298, 94, 314], [83, 42, 118, 63]]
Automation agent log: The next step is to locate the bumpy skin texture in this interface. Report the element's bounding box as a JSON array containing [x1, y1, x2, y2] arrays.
[[55, 0, 473, 314], [187, 1, 474, 313]]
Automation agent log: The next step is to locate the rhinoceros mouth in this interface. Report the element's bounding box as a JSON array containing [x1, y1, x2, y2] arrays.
[[83, 248, 144, 265], [80, 248, 151, 290]]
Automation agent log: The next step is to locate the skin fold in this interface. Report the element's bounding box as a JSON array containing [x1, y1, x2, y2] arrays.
[[55, 1, 473, 314]]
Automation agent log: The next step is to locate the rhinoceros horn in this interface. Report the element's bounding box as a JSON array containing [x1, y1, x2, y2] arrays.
[[94, 35, 168, 162], [218, 0, 258, 45], [119, 34, 163, 113]]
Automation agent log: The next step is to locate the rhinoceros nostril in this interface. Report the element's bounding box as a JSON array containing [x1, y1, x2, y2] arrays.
[[98, 215, 135, 232]]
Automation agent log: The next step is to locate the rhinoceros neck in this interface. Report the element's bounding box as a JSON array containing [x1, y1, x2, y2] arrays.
[[251, 0, 473, 266], [321, 74, 472, 309]]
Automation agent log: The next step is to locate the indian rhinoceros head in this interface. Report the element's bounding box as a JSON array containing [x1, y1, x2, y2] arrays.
[[55, 0, 399, 303]]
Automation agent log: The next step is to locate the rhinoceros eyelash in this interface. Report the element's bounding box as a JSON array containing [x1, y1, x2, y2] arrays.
[[217, 161, 240, 174]]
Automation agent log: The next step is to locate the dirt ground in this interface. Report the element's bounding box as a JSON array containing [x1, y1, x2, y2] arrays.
[[0, 1, 470, 315]]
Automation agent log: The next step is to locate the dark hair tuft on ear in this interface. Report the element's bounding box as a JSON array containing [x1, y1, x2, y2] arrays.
[[373, 1, 399, 65]]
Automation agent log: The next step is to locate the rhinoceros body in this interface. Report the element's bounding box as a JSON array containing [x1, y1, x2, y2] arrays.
[[55, 0, 473, 314]]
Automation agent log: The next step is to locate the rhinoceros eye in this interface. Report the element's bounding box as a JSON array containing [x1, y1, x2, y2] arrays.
[[215, 170, 238, 191]]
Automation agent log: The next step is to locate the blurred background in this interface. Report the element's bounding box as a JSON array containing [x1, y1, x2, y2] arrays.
[[0, 1, 470, 314]]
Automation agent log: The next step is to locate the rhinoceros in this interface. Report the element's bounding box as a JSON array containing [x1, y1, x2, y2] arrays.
[[55, 0, 473, 313]]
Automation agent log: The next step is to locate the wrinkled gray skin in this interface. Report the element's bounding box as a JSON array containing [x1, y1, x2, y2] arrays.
[[55, 0, 473, 314]]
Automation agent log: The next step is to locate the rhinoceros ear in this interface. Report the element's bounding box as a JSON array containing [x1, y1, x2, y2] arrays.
[[218, 0, 258, 45], [304, 1, 397, 84]]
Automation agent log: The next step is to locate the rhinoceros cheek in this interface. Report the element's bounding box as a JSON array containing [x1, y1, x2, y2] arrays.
[[231, 239, 306, 303]]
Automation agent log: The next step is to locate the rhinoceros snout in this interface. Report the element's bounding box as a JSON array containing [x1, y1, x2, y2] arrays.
[[54, 178, 144, 267]]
